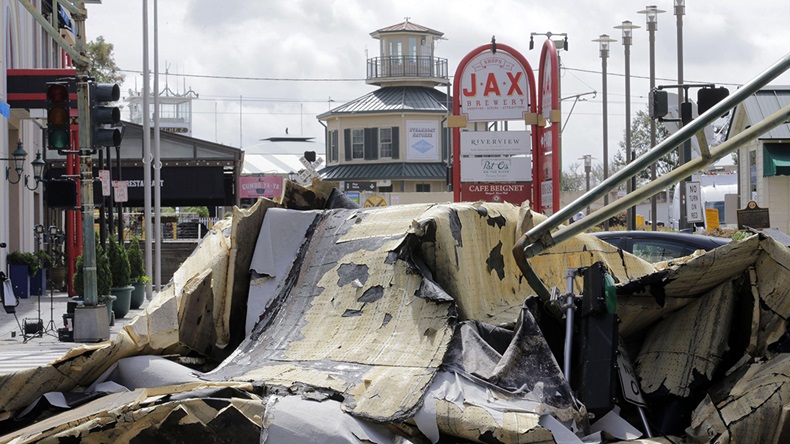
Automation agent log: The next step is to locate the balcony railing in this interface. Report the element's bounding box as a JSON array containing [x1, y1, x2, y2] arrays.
[[367, 56, 448, 81]]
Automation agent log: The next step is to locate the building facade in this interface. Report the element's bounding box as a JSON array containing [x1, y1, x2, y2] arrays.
[[729, 86, 790, 231], [318, 20, 452, 198], [1, 0, 73, 271]]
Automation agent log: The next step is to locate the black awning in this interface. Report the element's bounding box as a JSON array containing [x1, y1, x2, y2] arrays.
[[46, 166, 234, 207], [320, 162, 447, 181]]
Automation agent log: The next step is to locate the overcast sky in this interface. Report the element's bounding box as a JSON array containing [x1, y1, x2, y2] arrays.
[[84, 0, 790, 168]]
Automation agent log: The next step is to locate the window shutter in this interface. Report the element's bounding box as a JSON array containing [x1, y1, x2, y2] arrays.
[[364, 128, 378, 160], [344, 129, 351, 161], [391, 127, 400, 159], [332, 130, 339, 162]]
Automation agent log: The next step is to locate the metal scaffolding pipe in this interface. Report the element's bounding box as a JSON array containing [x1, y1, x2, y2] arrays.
[[517, 52, 790, 257]]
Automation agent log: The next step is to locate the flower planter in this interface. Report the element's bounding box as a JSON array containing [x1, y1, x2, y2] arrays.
[[8, 264, 30, 299], [99, 295, 117, 326], [30, 269, 47, 296], [110, 286, 133, 319], [130, 282, 146, 310]]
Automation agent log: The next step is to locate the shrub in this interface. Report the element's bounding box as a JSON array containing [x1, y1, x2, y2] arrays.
[[127, 236, 146, 282], [8, 251, 40, 277], [107, 234, 131, 288], [73, 245, 112, 297]]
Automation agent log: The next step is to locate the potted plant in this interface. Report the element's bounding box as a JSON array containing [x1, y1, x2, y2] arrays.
[[107, 234, 133, 319], [126, 236, 148, 309], [7, 251, 38, 298], [30, 250, 53, 296], [73, 246, 115, 325]]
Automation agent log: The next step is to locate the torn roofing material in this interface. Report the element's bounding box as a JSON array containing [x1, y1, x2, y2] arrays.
[[4, 180, 790, 443]]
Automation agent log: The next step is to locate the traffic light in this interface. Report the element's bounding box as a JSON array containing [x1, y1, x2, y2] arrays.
[[90, 83, 122, 149], [648, 88, 668, 119], [697, 86, 730, 116], [46, 82, 71, 150]]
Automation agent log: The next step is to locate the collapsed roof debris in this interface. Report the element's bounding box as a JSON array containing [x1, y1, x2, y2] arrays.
[[1, 181, 789, 443]]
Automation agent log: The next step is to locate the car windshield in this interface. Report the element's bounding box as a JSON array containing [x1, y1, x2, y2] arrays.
[[631, 238, 695, 262]]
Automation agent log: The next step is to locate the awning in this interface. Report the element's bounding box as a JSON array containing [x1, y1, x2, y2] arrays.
[[46, 166, 235, 207], [763, 143, 790, 177], [320, 162, 447, 181]]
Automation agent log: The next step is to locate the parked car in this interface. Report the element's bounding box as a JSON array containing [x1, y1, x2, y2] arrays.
[[591, 230, 731, 263]]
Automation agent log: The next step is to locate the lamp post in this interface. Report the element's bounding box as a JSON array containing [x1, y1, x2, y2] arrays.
[[639, 5, 665, 231], [614, 20, 640, 230], [592, 34, 617, 230], [580, 154, 593, 215], [675, 0, 688, 230]]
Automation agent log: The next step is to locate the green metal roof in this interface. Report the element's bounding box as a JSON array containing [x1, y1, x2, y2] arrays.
[[317, 86, 450, 119], [320, 162, 447, 181]]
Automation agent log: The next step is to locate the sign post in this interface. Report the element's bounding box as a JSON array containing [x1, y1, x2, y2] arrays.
[[537, 38, 561, 214]]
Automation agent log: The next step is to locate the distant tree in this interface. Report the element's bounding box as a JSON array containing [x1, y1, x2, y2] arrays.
[[561, 162, 585, 192], [86, 36, 124, 84], [613, 109, 675, 185]]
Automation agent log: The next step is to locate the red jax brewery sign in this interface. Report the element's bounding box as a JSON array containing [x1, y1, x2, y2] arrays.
[[452, 41, 537, 205], [458, 50, 531, 122]]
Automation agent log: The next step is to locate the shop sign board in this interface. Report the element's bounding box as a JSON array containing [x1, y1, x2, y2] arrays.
[[460, 183, 531, 205], [460, 130, 530, 156], [461, 156, 531, 182]]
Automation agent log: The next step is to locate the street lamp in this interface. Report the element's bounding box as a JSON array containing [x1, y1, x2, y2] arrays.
[[675, 0, 689, 230], [4, 141, 27, 184], [3, 140, 46, 190], [25, 152, 47, 191], [579, 154, 594, 216], [592, 34, 617, 230], [638, 5, 665, 231], [614, 20, 640, 230]]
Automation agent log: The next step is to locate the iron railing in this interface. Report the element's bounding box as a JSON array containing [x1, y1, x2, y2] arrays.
[[367, 56, 448, 81]]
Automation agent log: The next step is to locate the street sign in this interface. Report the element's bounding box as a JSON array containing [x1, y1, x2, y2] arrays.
[[616, 340, 647, 407], [685, 181, 703, 223], [344, 181, 376, 192], [112, 180, 128, 203], [364, 195, 387, 207], [98, 169, 111, 196]]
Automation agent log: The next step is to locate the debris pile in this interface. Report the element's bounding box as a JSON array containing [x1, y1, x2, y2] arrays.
[[1, 181, 788, 443]]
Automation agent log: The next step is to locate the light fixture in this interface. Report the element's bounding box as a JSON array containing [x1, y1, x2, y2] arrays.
[[592, 34, 617, 58], [25, 152, 47, 191], [614, 20, 640, 45], [674, 0, 685, 16], [638, 5, 665, 30], [4, 140, 27, 184], [3, 141, 48, 190]]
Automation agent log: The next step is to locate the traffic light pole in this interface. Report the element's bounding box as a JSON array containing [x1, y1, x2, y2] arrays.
[[23, 0, 109, 339], [76, 75, 98, 306]]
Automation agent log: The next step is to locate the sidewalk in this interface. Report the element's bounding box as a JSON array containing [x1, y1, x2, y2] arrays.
[[0, 290, 148, 375]]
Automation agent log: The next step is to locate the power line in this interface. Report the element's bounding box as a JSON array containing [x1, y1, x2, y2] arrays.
[[123, 66, 743, 87], [120, 69, 364, 82]]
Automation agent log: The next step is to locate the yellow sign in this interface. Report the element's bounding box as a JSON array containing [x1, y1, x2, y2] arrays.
[[364, 195, 387, 207], [636, 214, 645, 226], [705, 208, 720, 231]]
